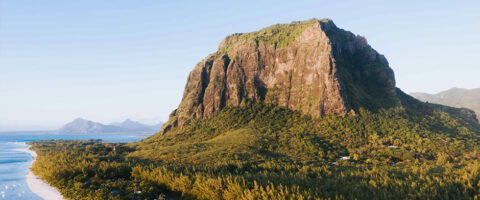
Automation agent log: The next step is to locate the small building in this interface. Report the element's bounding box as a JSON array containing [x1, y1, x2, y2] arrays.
[[340, 156, 350, 160], [329, 161, 338, 165]]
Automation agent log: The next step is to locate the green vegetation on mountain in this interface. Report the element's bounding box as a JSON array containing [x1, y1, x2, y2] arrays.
[[29, 19, 480, 200], [218, 18, 320, 54], [30, 94, 480, 199], [411, 88, 480, 120]]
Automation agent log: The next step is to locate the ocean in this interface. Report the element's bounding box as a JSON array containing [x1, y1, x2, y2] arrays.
[[0, 133, 149, 200]]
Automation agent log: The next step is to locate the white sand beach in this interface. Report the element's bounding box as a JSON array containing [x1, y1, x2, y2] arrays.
[[15, 146, 65, 200]]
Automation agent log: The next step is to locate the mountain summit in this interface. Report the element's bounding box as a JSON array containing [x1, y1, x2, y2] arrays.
[[163, 19, 399, 132]]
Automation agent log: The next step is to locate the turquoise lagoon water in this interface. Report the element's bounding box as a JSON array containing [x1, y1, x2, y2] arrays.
[[0, 133, 149, 200]]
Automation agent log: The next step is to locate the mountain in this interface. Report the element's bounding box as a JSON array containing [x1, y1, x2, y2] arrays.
[[161, 18, 474, 133], [110, 118, 164, 132], [32, 19, 480, 200], [56, 118, 122, 134], [56, 118, 163, 134], [411, 87, 480, 118]]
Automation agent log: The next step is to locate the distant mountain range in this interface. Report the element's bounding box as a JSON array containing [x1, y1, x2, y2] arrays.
[[56, 118, 163, 134], [410, 88, 480, 118]]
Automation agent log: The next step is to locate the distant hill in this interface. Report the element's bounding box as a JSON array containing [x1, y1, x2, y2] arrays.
[[110, 119, 164, 132], [56, 118, 163, 134], [411, 88, 480, 118]]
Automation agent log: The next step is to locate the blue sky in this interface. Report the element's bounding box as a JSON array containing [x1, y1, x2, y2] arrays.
[[1, 0, 479, 131]]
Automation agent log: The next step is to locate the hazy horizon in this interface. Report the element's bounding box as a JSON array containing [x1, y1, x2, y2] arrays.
[[0, 117, 164, 132], [1, 0, 479, 131]]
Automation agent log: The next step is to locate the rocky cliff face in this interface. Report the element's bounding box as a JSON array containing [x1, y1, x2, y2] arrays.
[[162, 19, 398, 133]]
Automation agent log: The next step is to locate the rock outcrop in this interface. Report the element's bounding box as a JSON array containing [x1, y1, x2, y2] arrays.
[[162, 19, 398, 133]]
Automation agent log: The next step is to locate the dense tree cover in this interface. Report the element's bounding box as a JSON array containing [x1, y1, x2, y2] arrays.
[[30, 101, 480, 200]]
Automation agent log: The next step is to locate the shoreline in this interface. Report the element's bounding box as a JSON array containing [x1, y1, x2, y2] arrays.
[[15, 145, 65, 200]]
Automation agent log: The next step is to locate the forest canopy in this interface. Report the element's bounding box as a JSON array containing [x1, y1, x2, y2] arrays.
[[30, 100, 480, 200]]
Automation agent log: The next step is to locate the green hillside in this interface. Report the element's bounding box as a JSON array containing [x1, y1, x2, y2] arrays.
[[29, 92, 480, 199]]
